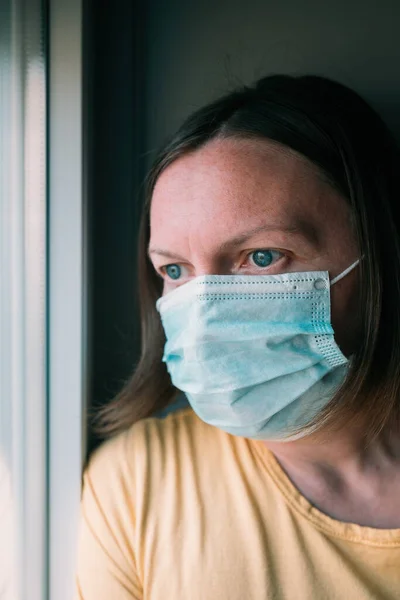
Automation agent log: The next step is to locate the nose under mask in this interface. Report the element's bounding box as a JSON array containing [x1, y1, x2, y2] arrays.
[[156, 260, 360, 441]]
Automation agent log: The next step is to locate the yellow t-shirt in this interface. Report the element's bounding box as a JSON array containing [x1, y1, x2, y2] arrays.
[[76, 408, 400, 599]]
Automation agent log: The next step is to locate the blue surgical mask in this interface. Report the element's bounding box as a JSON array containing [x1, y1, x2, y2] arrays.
[[156, 260, 360, 441]]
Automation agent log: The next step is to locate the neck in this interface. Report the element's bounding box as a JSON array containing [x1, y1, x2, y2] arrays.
[[265, 419, 400, 473], [265, 422, 400, 468], [263, 419, 400, 528]]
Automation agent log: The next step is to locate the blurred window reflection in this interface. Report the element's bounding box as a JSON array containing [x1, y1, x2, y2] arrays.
[[0, 1, 47, 598]]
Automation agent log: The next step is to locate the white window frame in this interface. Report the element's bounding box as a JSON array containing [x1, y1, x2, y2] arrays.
[[2, 1, 88, 596], [48, 0, 86, 598]]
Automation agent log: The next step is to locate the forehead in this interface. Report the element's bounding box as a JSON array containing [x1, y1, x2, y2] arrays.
[[150, 137, 347, 242]]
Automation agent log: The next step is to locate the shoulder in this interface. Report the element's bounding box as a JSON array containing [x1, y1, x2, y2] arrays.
[[80, 410, 210, 562], [88, 407, 208, 463], [82, 408, 229, 552], [85, 408, 223, 491], [83, 407, 252, 521], [78, 409, 255, 597]]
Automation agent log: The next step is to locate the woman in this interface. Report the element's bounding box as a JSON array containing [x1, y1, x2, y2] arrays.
[[76, 75, 400, 599]]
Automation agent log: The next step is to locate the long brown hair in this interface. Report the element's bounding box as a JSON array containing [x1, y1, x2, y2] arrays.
[[95, 74, 400, 440]]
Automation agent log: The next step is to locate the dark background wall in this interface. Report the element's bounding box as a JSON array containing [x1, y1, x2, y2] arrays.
[[86, 0, 400, 449], [85, 0, 146, 452], [144, 0, 400, 154]]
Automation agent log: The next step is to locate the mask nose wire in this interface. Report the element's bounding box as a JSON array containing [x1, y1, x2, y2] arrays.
[[330, 258, 361, 286]]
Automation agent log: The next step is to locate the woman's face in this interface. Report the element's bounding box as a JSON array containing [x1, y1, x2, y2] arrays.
[[149, 137, 361, 356]]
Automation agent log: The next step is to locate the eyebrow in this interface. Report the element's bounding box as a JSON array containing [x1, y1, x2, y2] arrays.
[[148, 222, 318, 261]]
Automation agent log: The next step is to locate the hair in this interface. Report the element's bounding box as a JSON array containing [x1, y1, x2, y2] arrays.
[[95, 74, 400, 441]]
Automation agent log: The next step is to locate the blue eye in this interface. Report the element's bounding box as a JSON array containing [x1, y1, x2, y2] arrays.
[[251, 250, 275, 268], [165, 264, 182, 280]]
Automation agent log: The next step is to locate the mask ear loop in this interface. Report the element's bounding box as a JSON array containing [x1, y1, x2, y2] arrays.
[[330, 258, 361, 286]]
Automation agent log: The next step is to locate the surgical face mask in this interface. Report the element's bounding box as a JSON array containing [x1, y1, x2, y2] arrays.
[[156, 260, 360, 441]]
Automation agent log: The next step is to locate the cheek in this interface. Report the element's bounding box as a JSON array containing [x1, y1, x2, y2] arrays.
[[330, 273, 362, 356]]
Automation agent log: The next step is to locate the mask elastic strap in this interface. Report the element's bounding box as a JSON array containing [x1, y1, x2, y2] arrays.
[[330, 259, 361, 286]]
